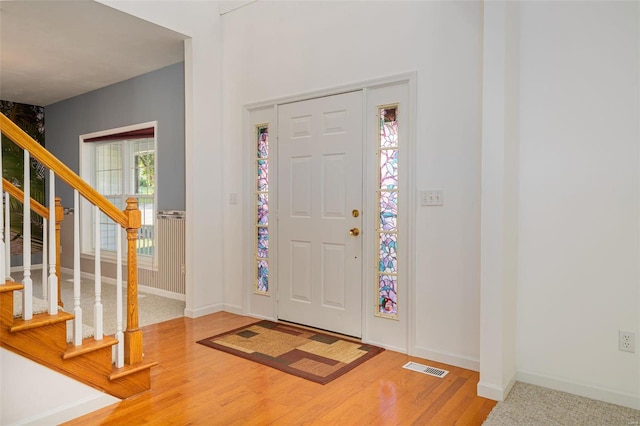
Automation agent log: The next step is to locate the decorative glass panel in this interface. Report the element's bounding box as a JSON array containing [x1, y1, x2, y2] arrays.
[[378, 233, 397, 274], [380, 109, 398, 148], [379, 191, 397, 231], [257, 127, 269, 158], [380, 149, 398, 189], [376, 106, 399, 319], [257, 193, 268, 225], [255, 125, 269, 294], [257, 159, 269, 192], [257, 227, 268, 258], [257, 259, 269, 293], [378, 274, 397, 316]]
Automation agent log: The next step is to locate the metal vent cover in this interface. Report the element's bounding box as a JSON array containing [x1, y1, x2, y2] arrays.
[[402, 361, 449, 378]]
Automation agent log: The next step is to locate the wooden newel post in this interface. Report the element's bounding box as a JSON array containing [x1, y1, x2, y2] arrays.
[[124, 197, 143, 364], [55, 197, 63, 307]]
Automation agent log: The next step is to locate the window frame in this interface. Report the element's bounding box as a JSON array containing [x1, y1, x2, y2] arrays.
[[79, 121, 158, 270]]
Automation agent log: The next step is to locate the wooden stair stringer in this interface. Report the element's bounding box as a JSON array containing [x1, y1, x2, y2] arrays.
[[1, 309, 155, 399]]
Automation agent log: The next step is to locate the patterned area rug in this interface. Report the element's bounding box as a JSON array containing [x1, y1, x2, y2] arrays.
[[197, 320, 384, 384]]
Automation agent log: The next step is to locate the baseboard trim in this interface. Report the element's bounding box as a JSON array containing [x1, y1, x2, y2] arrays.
[[412, 345, 480, 372], [10, 264, 44, 272], [137, 285, 185, 302], [364, 339, 406, 354], [222, 303, 244, 315], [59, 267, 185, 301], [517, 370, 640, 410], [477, 378, 516, 401], [184, 303, 223, 318], [247, 313, 277, 322]]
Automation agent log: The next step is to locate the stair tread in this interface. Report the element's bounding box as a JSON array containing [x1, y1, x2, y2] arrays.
[[10, 311, 75, 332], [63, 335, 118, 359], [0, 282, 24, 293], [110, 359, 158, 381]]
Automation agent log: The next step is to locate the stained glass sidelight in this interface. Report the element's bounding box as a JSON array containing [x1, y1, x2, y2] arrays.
[[376, 106, 399, 318], [255, 126, 269, 294]]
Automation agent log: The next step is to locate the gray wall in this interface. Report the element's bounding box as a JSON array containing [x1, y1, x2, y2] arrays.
[[46, 62, 185, 210]]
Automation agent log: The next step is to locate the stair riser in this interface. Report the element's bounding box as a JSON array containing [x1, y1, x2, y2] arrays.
[[0, 290, 16, 327], [2, 324, 152, 398], [1, 287, 154, 399]]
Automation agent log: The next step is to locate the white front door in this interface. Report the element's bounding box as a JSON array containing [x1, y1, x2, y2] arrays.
[[277, 91, 363, 337]]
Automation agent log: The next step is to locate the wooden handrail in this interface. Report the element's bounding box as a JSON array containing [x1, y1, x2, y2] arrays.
[[2, 178, 48, 218], [1, 113, 144, 369], [0, 114, 127, 228]]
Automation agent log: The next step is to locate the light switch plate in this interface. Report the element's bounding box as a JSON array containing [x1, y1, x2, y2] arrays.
[[420, 190, 443, 206]]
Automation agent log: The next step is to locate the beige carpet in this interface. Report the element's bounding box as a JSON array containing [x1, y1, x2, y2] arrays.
[[483, 382, 640, 425], [13, 269, 185, 337]]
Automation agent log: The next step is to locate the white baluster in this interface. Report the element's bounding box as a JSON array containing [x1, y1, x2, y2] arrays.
[[0, 191, 9, 281], [73, 190, 82, 346], [115, 226, 124, 367], [42, 218, 48, 302], [22, 150, 32, 320], [47, 170, 57, 315], [0, 146, 4, 284], [94, 205, 103, 339], [3, 192, 8, 282]]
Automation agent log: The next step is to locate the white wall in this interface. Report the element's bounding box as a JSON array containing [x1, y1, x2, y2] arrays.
[[99, 1, 225, 318], [1, 349, 119, 425], [221, 1, 483, 367], [513, 1, 640, 408], [95, 0, 640, 409], [478, 0, 520, 401]]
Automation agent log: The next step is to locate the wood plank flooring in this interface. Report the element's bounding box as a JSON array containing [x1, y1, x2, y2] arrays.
[[63, 312, 496, 425]]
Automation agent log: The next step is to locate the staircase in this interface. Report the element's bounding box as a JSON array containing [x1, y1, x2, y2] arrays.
[[0, 114, 157, 399]]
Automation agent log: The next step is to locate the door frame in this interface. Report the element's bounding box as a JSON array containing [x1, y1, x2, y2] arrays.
[[242, 72, 416, 352]]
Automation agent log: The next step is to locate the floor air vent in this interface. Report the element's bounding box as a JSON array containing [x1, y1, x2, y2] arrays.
[[402, 361, 449, 378]]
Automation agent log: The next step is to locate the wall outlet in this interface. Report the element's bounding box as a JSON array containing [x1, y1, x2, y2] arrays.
[[619, 330, 635, 353]]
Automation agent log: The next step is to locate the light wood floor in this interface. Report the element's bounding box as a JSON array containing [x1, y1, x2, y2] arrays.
[[63, 312, 496, 425]]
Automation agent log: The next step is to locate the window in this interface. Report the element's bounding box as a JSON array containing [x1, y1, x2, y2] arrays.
[[376, 106, 398, 318], [80, 123, 157, 265], [255, 125, 269, 294]]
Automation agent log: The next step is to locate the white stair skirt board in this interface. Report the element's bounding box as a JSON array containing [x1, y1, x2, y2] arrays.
[[1, 348, 120, 426]]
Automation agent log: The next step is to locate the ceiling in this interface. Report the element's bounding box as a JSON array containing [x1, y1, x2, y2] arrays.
[[0, 0, 187, 107]]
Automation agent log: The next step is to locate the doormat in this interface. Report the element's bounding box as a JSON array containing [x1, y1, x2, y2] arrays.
[[197, 320, 384, 384]]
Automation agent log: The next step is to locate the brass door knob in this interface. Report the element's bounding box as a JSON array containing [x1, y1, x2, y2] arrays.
[[349, 228, 360, 236]]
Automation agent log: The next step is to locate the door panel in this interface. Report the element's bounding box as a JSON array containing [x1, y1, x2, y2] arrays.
[[278, 91, 363, 337]]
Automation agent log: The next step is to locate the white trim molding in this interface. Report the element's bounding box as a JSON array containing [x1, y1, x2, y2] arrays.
[[477, 378, 516, 402], [413, 346, 480, 372], [242, 72, 417, 353], [517, 371, 640, 410]]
